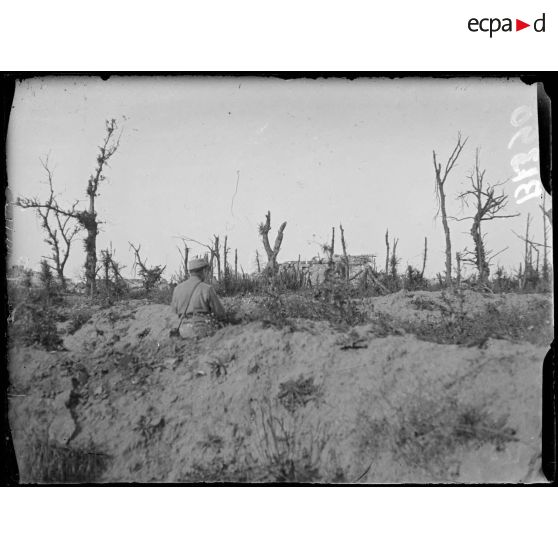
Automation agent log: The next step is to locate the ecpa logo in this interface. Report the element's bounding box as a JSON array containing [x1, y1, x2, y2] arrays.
[[468, 13, 546, 37]]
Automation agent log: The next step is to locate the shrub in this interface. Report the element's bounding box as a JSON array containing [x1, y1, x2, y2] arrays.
[[249, 286, 367, 331], [490, 267, 520, 293], [67, 308, 94, 334], [39, 259, 54, 288], [147, 285, 173, 305], [356, 391, 517, 481], [390, 397, 516, 477], [37, 260, 64, 305], [216, 274, 262, 297], [21, 268, 34, 290], [273, 266, 309, 291], [180, 458, 251, 483], [278, 375, 322, 414], [317, 276, 368, 327], [258, 289, 293, 329], [252, 396, 330, 483], [216, 266, 310, 298], [403, 265, 429, 291], [10, 302, 63, 350], [97, 278, 129, 303]]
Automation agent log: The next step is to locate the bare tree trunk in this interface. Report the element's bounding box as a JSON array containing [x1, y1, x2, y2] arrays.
[[339, 224, 349, 282], [439, 187, 452, 286], [390, 238, 399, 278], [102, 250, 111, 301], [329, 227, 335, 265], [470, 214, 489, 283], [223, 235, 228, 280], [57, 269, 66, 289], [83, 213, 98, 297], [258, 211, 287, 275], [81, 119, 120, 296], [524, 213, 531, 288], [213, 235, 221, 282], [456, 252, 461, 288], [178, 241, 189, 280], [420, 237, 428, 279], [235, 248, 238, 280], [433, 133, 468, 288], [384, 229, 390, 274]]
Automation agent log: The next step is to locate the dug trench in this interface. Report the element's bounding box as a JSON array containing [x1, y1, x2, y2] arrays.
[[7, 290, 551, 483]]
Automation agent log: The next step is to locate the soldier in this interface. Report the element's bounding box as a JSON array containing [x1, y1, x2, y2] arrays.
[[170, 257, 226, 339]]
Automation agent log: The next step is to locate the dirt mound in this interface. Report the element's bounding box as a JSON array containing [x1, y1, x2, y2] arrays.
[[63, 300, 177, 353], [8, 293, 550, 483], [364, 289, 552, 324]]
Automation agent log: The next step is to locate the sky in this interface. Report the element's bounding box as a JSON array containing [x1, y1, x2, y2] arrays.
[[6, 76, 549, 280]]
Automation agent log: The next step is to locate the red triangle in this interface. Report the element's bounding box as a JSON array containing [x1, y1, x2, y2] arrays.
[[516, 19, 530, 31]]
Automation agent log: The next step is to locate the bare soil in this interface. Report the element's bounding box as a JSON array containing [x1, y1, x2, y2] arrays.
[[7, 290, 552, 483]]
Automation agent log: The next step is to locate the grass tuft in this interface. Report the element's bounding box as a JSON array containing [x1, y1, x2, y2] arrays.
[[22, 437, 110, 484]]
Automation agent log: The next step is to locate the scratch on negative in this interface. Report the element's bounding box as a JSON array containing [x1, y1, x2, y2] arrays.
[[230, 170, 240, 216]]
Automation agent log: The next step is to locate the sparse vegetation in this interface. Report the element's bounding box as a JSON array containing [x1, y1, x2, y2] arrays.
[[377, 288, 552, 347], [66, 308, 93, 334], [180, 458, 251, 483], [357, 389, 518, 481], [278, 375, 322, 413], [12, 302, 63, 350], [21, 437, 110, 483], [7, 273, 63, 350], [252, 397, 330, 483]]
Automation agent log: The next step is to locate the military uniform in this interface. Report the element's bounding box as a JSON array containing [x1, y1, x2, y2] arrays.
[[171, 259, 226, 339]]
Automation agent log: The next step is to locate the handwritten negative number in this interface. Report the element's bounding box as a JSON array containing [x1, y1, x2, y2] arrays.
[[509, 105, 541, 205]]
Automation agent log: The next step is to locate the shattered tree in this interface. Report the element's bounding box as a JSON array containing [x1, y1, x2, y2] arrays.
[[15, 157, 80, 289], [100, 245, 128, 301], [258, 211, 287, 275], [384, 229, 390, 274], [389, 237, 399, 278], [513, 213, 547, 289], [177, 240, 189, 282], [81, 120, 121, 295], [540, 194, 552, 282], [16, 119, 121, 295], [455, 149, 518, 283], [433, 132, 468, 287], [420, 237, 428, 279], [339, 224, 350, 281], [129, 243, 166, 292]]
